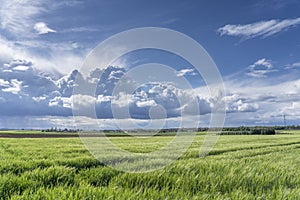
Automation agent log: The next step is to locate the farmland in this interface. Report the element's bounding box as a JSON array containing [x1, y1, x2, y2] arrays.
[[0, 131, 299, 199]]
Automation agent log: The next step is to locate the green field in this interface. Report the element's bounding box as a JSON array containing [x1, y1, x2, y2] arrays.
[[0, 131, 300, 199], [0, 130, 43, 135]]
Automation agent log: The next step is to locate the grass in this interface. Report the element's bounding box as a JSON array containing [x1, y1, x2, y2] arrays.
[[0, 130, 43, 135], [276, 129, 300, 134], [0, 131, 299, 199]]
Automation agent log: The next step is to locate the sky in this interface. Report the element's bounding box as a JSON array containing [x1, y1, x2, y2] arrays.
[[0, 0, 300, 129]]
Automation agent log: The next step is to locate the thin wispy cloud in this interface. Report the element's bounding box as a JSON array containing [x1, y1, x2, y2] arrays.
[[62, 26, 100, 33], [247, 58, 276, 78], [161, 18, 179, 25], [0, 0, 85, 75], [253, 0, 299, 11], [0, 36, 83, 75], [0, 0, 83, 37], [0, 0, 46, 37], [34, 22, 56, 35], [218, 17, 300, 39], [285, 62, 300, 69]]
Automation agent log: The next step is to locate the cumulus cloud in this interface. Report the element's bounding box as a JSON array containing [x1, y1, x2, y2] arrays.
[[246, 58, 276, 77], [1, 79, 22, 94], [218, 17, 300, 39], [72, 68, 214, 120], [4, 59, 30, 68], [49, 96, 72, 108], [32, 96, 46, 102], [223, 75, 300, 125], [283, 102, 300, 117], [97, 95, 112, 103], [292, 62, 300, 68], [0, 79, 10, 87], [136, 99, 157, 107], [1, 64, 299, 128], [73, 94, 98, 109], [4, 59, 33, 69], [34, 22, 56, 35], [176, 68, 196, 77], [224, 94, 259, 112]]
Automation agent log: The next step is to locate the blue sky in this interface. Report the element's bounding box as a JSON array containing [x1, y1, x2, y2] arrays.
[[0, 0, 300, 129]]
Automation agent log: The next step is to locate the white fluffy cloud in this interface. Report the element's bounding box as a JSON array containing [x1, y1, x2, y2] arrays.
[[136, 99, 157, 107], [49, 96, 72, 108], [4, 59, 33, 69], [223, 74, 300, 125], [111, 92, 134, 108], [34, 22, 56, 35], [224, 94, 259, 112], [1, 79, 22, 94], [283, 102, 300, 117], [97, 95, 112, 103], [292, 62, 300, 68], [218, 17, 300, 39], [0, 63, 299, 128], [176, 68, 196, 77], [0, 79, 10, 87]]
